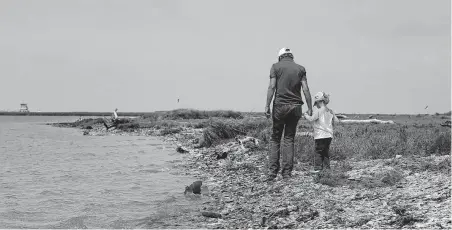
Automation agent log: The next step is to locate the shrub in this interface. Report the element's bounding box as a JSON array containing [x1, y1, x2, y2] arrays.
[[419, 158, 451, 174], [200, 118, 270, 147], [429, 133, 451, 154], [139, 109, 243, 120], [379, 169, 404, 186], [73, 118, 105, 128], [160, 127, 182, 136], [117, 122, 140, 131]]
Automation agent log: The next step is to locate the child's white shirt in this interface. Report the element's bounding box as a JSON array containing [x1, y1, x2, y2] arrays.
[[305, 107, 339, 139]]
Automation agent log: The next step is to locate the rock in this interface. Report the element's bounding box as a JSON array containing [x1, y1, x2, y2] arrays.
[[216, 151, 228, 160], [202, 212, 222, 218], [176, 145, 190, 153], [83, 130, 90, 135], [184, 181, 203, 194], [261, 216, 267, 226], [274, 208, 290, 217], [288, 205, 299, 212], [297, 209, 319, 222], [220, 209, 229, 216]]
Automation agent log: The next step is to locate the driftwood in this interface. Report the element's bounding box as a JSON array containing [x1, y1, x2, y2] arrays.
[[336, 114, 348, 119], [235, 136, 259, 150], [440, 121, 451, 127], [340, 119, 395, 124]]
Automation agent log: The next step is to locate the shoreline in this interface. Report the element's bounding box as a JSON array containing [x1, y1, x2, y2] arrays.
[[49, 117, 451, 229]]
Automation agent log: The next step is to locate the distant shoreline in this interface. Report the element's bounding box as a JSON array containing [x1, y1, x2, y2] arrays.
[[0, 111, 168, 117], [0, 111, 447, 117]]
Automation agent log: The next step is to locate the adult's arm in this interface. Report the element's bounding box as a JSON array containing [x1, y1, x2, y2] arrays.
[[301, 74, 312, 115], [266, 78, 276, 108], [265, 65, 277, 118]]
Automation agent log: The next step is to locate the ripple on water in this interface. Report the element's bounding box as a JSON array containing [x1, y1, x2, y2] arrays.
[[1, 118, 199, 229], [80, 202, 103, 213], [138, 169, 161, 174], [4, 194, 17, 199], [52, 216, 90, 229], [38, 190, 61, 196], [126, 200, 150, 207], [111, 170, 127, 176], [0, 210, 48, 221], [100, 189, 117, 195]]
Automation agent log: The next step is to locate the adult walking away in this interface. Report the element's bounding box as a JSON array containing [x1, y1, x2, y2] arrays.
[[265, 47, 313, 181]]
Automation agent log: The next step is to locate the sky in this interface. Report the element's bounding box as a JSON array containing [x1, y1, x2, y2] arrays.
[[0, 0, 450, 114]]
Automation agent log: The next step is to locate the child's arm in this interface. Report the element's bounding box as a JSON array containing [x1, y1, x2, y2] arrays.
[[330, 108, 340, 124], [304, 109, 319, 122]]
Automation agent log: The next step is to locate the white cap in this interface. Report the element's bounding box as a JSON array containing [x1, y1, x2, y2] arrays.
[[314, 92, 330, 105], [278, 47, 293, 57]]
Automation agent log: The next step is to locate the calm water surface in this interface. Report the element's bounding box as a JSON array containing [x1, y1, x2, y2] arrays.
[[0, 116, 198, 229]]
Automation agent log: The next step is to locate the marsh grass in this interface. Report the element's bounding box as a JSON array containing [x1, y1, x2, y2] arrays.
[[200, 118, 271, 147], [160, 127, 183, 136], [314, 166, 404, 188], [386, 156, 451, 175], [70, 112, 450, 162], [141, 109, 243, 120]]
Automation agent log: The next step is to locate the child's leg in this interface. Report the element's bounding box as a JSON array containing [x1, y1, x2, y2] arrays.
[[314, 139, 326, 171], [322, 138, 333, 169]]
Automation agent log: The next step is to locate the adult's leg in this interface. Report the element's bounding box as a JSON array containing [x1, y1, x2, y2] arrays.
[[268, 105, 286, 178], [281, 107, 301, 177]]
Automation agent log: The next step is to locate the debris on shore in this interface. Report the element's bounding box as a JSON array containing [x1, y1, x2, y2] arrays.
[[49, 114, 451, 229]]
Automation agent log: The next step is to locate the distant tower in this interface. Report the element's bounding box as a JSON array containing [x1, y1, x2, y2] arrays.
[[19, 103, 29, 112]]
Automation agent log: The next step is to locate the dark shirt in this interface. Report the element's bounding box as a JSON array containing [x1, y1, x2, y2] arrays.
[[269, 57, 307, 105]]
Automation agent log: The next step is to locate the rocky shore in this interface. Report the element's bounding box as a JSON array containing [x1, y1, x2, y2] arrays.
[[50, 118, 451, 229]]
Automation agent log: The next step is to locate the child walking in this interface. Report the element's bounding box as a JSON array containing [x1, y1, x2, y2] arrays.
[[304, 92, 339, 172]]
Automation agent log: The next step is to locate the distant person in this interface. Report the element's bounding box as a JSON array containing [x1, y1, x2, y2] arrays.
[[265, 47, 313, 181], [304, 92, 340, 172], [113, 108, 119, 121], [103, 108, 120, 131]]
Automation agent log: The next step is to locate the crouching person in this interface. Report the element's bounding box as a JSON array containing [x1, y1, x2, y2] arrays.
[[304, 92, 339, 172]]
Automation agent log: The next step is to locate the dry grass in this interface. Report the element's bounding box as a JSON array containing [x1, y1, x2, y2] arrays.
[[296, 121, 451, 162], [64, 111, 450, 163], [200, 118, 271, 147], [141, 109, 243, 120]]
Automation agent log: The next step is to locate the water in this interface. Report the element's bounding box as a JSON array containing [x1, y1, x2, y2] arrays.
[[0, 116, 199, 229]]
